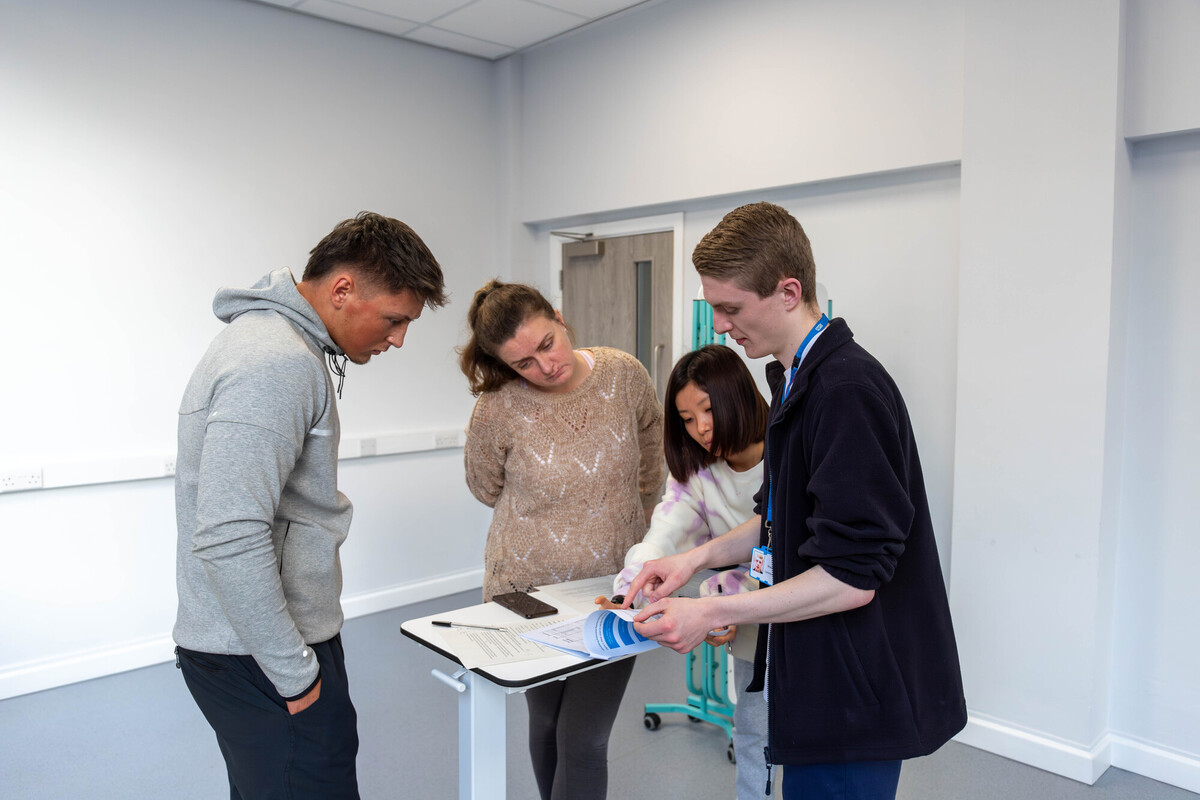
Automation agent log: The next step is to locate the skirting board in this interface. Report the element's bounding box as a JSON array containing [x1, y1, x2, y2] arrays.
[[957, 713, 1200, 794], [0, 568, 484, 702]]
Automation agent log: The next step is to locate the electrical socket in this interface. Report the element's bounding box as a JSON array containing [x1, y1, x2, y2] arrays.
[[163, 459, 176, 477], [0, 467, 43, 493]]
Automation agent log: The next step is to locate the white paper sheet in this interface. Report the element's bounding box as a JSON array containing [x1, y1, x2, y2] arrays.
[[435, 619, 563, 669]]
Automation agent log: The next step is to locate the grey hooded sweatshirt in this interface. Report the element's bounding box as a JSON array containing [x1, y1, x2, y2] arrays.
[[173, 268, 352, 699]]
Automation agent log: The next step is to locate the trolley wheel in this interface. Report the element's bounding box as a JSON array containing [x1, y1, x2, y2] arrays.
[[643, 712, 661, 731], [727, 742, 737, 764], [688, 715, 703, 723]]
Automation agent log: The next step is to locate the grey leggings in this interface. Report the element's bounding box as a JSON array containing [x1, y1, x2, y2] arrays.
[[525, 657, 636, 800]]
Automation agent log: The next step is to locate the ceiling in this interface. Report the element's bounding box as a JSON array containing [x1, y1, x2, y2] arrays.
[[249, 0, 651, 60]]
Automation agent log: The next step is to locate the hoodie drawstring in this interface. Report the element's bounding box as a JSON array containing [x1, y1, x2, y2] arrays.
[[325, 350, 347, 399]]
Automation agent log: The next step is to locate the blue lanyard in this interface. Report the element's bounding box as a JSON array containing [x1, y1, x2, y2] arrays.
[[765, 315, 829, 536], [781, 314, 828, 402]]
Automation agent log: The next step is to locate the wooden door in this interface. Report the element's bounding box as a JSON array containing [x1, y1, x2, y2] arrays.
[[561, 231, 673, 400]]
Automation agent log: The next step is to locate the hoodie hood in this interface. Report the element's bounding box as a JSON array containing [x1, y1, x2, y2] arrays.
[[213, 267, 342, 356]]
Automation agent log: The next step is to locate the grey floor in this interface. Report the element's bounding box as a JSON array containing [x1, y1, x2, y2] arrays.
[[1, 589, 1195, 799]]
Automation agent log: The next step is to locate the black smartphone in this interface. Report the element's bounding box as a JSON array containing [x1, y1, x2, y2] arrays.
[[492, 591, 558, 619]]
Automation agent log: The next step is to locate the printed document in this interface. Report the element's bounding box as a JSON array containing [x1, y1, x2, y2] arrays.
[[435, 619, 562, 670], [520, 608, 658, 660]]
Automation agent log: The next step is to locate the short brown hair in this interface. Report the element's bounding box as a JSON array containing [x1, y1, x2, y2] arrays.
[[664, 345, 768, 483], [303, 211, 447, 308], [459, 280, 558, 395], [692, 201, 817, 308]]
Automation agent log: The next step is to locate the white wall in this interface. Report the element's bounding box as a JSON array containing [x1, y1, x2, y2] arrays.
[[1124, 0, 1200, 138], [946, 0, 1199, 792], [951, 0, 1127, 776], [516, 0, 964, 222], [0, 0, 495, 697], [1110, 132, 1200, 786]]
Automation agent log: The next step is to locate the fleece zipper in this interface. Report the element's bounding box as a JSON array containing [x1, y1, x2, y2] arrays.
[[761, 360, 797, 796], [761, 392, 786, 796], [764, 620, 775, 795]]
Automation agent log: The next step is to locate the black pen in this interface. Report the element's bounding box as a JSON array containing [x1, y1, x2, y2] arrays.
[[431, 620, 508, 631]]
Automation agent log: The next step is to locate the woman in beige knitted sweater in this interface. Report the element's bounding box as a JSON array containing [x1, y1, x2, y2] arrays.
[[461, 280, 663, 800]]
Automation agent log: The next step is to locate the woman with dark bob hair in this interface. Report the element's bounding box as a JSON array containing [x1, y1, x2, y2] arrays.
[[606, 344, 770, 800], [460, 279, 664, 800]]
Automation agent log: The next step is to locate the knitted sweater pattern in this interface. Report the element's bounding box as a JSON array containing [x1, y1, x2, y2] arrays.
[[465, 347, 664, 601]]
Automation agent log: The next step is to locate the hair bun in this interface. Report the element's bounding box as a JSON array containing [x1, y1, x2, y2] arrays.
[[468, 279, 503, 324]]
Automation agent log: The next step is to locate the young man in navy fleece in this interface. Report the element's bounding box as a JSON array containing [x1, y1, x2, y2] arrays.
[[628, 201, 966, 799]]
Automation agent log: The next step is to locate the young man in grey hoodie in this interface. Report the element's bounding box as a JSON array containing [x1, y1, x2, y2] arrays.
[[173, 212, 446, 799]]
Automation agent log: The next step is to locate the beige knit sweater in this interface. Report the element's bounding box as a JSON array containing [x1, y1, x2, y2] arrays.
[[465, 347, 665, 601]]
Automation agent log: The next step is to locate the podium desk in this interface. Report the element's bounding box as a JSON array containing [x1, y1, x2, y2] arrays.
[[401, 590, 625, 800]]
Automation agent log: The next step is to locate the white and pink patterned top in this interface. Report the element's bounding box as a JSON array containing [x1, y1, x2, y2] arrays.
[[614, 456, 763, 604]]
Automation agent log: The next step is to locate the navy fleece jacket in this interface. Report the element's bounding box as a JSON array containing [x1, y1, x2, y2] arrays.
[[748, 318, 966, 765]]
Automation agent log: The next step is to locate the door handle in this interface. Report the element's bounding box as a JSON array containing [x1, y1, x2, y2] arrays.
[[652, 343, 665, 387]]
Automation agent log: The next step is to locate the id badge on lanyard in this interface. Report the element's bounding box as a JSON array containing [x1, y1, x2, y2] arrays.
[[750, 543, 774, 585]]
